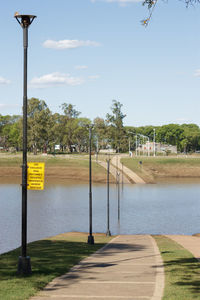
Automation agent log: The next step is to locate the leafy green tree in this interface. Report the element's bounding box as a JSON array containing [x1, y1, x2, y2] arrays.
[[27, 98, 53, 154], [61, 103, 80, 119], [156, 124, 184, 150], [93, 117, 108, 150], [106, 100, 126, 152], [7, 121, 21, 150], [74, 118, 91, 152], [0, 115, 11, 149], [50, 113, 63, 150], [60, 103, 81, 152], [180, 138, 189, 153], [0, 115, 21, 150], [181, 124, 200, 152]]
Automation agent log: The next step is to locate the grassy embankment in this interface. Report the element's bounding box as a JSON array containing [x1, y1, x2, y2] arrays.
[[154, 235, 200, 300], [121, 157, 200, 183], [0, 232, 112, 300], [0, 153, 113, 183]]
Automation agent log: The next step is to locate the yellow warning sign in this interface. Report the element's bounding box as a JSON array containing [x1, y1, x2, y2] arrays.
[[27, 162, 45, 190]]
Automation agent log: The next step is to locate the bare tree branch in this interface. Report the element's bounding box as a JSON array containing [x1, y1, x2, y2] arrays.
[[143, 0, 200, 9], [142, 0, 200, 26]]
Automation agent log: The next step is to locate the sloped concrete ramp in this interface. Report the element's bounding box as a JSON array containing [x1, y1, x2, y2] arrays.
[[111, 156, 146, 184], [98, 160, 130, 183]]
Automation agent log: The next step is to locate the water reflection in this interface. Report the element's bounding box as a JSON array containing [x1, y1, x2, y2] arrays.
[[1, 179, 200, 254]]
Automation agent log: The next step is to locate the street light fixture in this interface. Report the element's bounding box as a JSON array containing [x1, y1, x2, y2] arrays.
[[147, 136, 150, 157], [96, 135, 99, 163], [138, 134, 145, 156], [141, 134, 150, 157], [15, 13, 36, 275], [117, 171, 120, 222], [125, 135, 130, 154], [88, 125, 94, 244], [121, 162, 124, 189], [115, 146, 120, 185], [106, 157, 111, 236], [153, 128, 156, 157], [128, 132, 137, 156]]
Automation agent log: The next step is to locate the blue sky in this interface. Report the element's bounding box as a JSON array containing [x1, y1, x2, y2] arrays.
[[1, 0, 200, 126]]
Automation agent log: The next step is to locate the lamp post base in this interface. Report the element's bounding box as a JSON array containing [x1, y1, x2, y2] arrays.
[[17, 256, 32, 275], [87, 235, 94, 244], [106, 230, 111, 236]]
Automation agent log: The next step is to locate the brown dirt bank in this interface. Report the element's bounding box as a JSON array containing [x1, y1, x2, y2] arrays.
[[147, 166, 200, 183], [0, 166, 114, 184]]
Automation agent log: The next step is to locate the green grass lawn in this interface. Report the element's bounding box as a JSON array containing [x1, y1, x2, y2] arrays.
[[153, 235, 200, 300], [0, 154, 88, 167], [121, 157, 200, 169], [121, 157, 200, 182], [121, 157, 155, 182], [0, 233, 112, 300]]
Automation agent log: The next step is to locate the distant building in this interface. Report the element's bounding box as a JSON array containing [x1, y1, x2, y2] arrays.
[[55, 144, 60, 150], [138, 142, 177, 154], [99, 148, 116, 154]]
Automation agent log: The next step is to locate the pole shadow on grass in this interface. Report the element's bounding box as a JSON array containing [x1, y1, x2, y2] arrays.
[[161, 257, 200, 295], [0, 240, 146, 275]]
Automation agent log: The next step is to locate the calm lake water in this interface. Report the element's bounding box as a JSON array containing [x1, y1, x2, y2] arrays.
[[1, 179, 200, 254]]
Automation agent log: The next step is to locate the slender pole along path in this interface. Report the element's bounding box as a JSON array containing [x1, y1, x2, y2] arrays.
[[30, 235, 164, 300]]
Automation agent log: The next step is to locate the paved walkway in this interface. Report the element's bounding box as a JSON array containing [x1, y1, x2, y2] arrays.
[[98, 160, 130, 183], [30, 235, 164, 300], [111, 156, 146, 184], [166, 235, 200, 261]]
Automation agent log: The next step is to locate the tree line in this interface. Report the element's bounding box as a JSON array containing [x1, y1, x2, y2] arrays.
[[0, 98, 200, 154]]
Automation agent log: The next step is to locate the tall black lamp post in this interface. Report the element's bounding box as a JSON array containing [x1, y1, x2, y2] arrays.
[[88, 125, 94, 244], [121, 162, 124, 190], [106, 157, 111, 236], [117, 171, 120, 222], [15, 13, 36, 275]]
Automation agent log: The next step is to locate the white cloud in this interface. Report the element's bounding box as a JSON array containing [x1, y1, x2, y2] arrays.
[[29, 72, 84, 88], [75, 65, 88, 70], [0, 103, 20, 109], [43, 39, 101, 50], [176, 118, 191, 123], [194, 69, 200, 77], [88, 75, 100, 80], [0, 77, 10, 85]]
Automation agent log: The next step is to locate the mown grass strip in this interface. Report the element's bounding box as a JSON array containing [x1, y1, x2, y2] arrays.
[[153, 235, 200, 300], [121, 157, 200, 171], [0, 154, 105, 173], [0, 155, 88, 167], [121, 157, 200, 183], [0, 233, 112, 300]]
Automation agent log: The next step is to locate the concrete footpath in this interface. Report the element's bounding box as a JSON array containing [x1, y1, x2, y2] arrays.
[[30, 235, 164, 300], [111, 156, 146, 184]]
